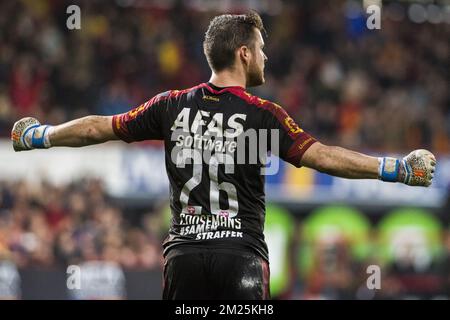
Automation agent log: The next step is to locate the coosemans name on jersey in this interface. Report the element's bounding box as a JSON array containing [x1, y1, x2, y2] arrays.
[[179, 213, 243, 240]]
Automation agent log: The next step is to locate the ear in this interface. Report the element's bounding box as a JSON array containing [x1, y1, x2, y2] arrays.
[[238, 45, 252, 67]]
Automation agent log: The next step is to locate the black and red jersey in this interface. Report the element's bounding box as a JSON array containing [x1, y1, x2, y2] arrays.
[[112, 82, 317, 261]]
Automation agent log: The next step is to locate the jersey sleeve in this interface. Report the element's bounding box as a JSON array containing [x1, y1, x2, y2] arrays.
[[261, 101, 317, 168], [112, 91, 170, 142]]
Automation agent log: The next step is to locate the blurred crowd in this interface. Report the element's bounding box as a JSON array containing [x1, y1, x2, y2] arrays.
[[293, 225, 450, 300], [0, 179, 165, 270], [0, 0, 449, 154]]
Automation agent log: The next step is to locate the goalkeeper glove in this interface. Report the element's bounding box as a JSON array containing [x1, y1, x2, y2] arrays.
[[378, 149, 436, 187], [11, 117, 53, 152]]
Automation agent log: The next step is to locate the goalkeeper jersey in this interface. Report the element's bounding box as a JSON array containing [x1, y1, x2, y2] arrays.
[[112, 82, 317, 261]]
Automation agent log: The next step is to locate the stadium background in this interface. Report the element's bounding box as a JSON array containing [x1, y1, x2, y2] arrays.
[[0, 0, 449, 299]]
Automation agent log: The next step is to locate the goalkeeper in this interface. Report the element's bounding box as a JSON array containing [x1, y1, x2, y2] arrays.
[[11, 12, 436, 300]]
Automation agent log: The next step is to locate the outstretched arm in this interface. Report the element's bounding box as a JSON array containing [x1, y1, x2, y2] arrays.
[[12, 92, 168, 150], [301, 142, 436, 187], [11, 115, 118, 151], [301, 142, 379, 179], [49, 115, 117, 147]]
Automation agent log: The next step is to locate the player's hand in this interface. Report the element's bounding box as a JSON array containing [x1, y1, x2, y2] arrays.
[[11, 117, 52, 152], [400, 149, 436, 187], [378, 149, 436, 187]]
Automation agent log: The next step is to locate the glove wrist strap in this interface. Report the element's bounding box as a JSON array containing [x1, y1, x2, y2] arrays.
[[25, 125, 53, 149], [43, 126, 54, 148], [378, 157, 401, 182], [400, 159, 411, 185]]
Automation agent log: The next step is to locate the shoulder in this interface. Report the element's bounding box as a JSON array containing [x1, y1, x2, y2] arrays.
[[238, 92, 305, 137], [232, 91, 283, 113], [235, 91, 288, 119]]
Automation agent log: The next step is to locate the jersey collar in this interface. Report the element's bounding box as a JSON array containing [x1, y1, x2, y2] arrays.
[[204, 82, 246, 94]]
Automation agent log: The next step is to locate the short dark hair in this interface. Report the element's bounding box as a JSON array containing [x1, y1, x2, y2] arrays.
[[203, 12, 265, 72]]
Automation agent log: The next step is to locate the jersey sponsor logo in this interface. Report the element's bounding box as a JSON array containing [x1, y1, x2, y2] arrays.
[[169, 108, 280, 174], [298, 137, 314, 150], [170, 107, 247, 138], [284, 116, 303, 134], [127, 103, 147, 120], [174, 133, 238, 153], [202, 95, 220, 102]]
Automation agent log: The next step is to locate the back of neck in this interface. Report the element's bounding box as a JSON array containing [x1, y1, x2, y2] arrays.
[[209, 70, 246, 89]]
